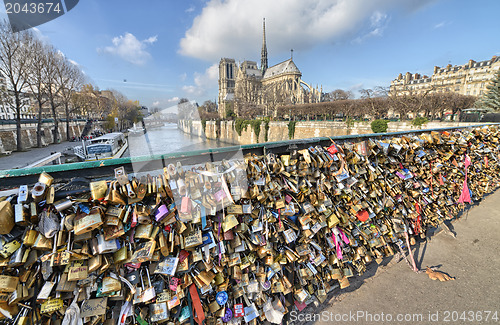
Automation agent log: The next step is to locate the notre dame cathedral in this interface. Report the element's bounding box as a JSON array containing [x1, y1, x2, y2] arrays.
[[218, 19, 322, 118]]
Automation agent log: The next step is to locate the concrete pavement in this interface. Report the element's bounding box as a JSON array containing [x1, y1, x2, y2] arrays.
[[294, 190, 500, 325], [0, 141, 77, 170]]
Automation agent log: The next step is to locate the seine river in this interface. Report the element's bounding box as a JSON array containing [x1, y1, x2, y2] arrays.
[[0, 123, 226, 171], [125, 123, 225, 158]]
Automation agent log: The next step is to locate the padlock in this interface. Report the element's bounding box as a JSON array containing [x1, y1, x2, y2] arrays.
[[96, 233, 120, 254], [89, 254, 102, 272], [130, 240, 156, 263], [74, 207, 103, 235], [135, 224, 153, 239], [184, 228, 202, 249], [56, 273, 76, 293], [149, 302, 169, 322], [136, 268, 156, 303], [68, 263, 88, 281], [101, 273, 122, 294], [0, 198, 15, 234], [90, 180, 108, 201]]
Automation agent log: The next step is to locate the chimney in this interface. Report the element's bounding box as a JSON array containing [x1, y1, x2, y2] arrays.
[[468, 59, 475, 68], [405, 72, 411, 83], [433, 66, 439, 74]]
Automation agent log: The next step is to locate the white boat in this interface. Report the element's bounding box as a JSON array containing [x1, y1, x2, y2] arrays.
[[73, 132, 128, 161]]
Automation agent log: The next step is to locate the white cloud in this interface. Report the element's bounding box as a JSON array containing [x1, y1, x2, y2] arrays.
[[182, 85, 203, 96], [433, 21, 450, 29], [99, 32, 157, 65], [182, 63, 219, 97], [194, 63, 218, 88], [352, 10, 389, 44], [186, 5, 195, 13], [150, 97, 181, 109], [349, 83, 364, 92], [179, 0, 434, 61], [32, 27, 50, 44], [144, 35, 158, 44]]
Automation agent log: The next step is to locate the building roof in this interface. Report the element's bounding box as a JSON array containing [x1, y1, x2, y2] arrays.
[[263, 59, 301, 79], [244, 68, 262, 78]]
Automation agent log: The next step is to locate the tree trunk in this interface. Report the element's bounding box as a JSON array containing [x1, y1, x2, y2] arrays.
[[51, 98, 59, 143], [36, 99, 43, 147], [15, 92, 22, 151], [65, 103, 70, 141]]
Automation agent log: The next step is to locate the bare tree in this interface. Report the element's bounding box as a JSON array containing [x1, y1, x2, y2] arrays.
[[447, 93, 476, 120], [324, 89, 353, 101], [359, 89, 388, 118], [72, 84, 111, 119], [234, 75, 262, 116], [44, 45, 62, 143], [56, 57, 85, 140], [261, 80, 294, 117], [27, 38, 50, 147], [0, 22, 34, 151]]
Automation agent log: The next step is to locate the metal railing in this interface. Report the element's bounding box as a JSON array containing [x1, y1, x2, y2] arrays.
[[0, 118, 90, 125], [0, 123, 497, 188]]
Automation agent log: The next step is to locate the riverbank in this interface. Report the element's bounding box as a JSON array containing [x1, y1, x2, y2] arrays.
[[178, 120, 486, 145], [0, 120, 88, 154]]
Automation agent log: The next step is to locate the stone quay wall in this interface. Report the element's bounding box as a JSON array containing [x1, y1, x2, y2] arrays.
[[0, 121, 86, 153], [178, 120, 485, 145]]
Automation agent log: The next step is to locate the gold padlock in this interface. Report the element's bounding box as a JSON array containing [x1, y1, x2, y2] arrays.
[[0, 199, 15, 235], [0, 275, 19, 292], [135, 224, 153, 239], [0, 239, 21, 258], [74, 207, 103, 235], [38, 172, 53, 186], [90, 180, 108, 201], [102, 275, 122, 294], [88, 254, 102, 272], [113, 246, 127, 264], [68, 265, 88, 281]]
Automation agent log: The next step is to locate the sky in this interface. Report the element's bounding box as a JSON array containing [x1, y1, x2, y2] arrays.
[[1, 0, 499, 109]]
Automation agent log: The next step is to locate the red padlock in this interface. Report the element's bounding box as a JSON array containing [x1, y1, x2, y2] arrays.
[[234, 303, 244, 318]]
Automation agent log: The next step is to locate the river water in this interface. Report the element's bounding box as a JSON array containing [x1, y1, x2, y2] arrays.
[[125, 123, 225, 158], [0, 123, 225, 171]]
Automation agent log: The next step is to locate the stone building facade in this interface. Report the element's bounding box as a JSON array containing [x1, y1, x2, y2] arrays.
[[218, 19, 321, 118], [390, 55, 500, 97]]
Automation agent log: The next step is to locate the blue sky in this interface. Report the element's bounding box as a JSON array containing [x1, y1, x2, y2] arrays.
[[2, 0, 499, 109]]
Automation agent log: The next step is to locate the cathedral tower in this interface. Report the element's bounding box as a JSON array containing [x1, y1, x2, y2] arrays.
[[261, 18, 268, 74]]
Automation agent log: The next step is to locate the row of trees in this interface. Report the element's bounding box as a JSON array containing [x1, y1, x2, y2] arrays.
[[275, 91, 476, 121], [0, 21, 144, 151], [0, 21, 85, 150]]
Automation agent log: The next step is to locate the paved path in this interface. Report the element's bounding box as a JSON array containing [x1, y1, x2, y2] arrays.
[[0, 141, 77, 170], [295, 190, 500, 325]]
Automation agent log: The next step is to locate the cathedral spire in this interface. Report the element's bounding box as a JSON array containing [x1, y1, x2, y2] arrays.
[[261, 18, 268, 74]]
